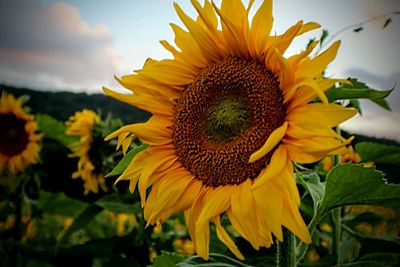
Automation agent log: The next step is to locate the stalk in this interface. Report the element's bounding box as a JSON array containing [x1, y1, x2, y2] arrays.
[[277, 229, 297, 267]]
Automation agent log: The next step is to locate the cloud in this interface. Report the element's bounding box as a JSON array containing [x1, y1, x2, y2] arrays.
[[0, 0, 119, 92]]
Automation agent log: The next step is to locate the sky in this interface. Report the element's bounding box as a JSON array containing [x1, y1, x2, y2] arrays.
[[0, 0, 399, 141]]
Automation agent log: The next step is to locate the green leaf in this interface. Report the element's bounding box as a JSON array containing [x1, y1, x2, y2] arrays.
[[333, 262, 386, 267], [383, 17, 392, 28], [298, 164, 400, 261], [56, 204, 103, 252], [325, 78, 393, 110], [320, 29, 329, 46], [36, 114, 77, 146], [359, 252, 400, 267], [151, 251, 188, 267], [296, 172, 325, 214], [106, 144, 149, 177], [321, 164, 400, 211], [347, 99, 362, 115], [355, 142, 400, 166], [37, 191, 85, 217], [95, 194, 141, 214]]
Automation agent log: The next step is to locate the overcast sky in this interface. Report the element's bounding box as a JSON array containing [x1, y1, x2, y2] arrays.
[[0, 0, 399, 141]]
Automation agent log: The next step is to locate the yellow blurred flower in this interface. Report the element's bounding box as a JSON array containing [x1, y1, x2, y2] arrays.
[[174, 238, 195, 255], [66, 109, 107, 194], [0, 91, 41, 176]]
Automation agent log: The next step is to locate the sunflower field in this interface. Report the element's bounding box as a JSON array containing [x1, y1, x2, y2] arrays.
[[0, 1, 399, 267]]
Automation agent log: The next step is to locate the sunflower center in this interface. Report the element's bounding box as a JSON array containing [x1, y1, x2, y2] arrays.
[[206, 97, 250, 143], [173, 57, 286, 187], [0, 114, 29, 156]]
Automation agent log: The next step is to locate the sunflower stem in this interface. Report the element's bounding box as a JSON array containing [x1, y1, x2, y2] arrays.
[[296, 207, 325, 263], [331, 207, 342, 265], [277, 229, 297, 267]]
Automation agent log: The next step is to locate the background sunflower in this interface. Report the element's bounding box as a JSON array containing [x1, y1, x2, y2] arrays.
[[65, 109, 107, 195], [0, 91, 41, 176]]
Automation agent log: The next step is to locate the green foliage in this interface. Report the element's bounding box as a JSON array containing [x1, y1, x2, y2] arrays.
[[36, 114, 77, 146], [355, 142, 400, 166], [296, 172, 325, 215], [325, 78, 393, 110], [321, 164, 400, 211], [151, 252, 259, 267], [320, 29, 329, 47], [106, 144, 149, 177], [151, 251, 189, 267], [95, 194, 141, 214], [56, 204, 104, 251], [37, 191, 85, 217]]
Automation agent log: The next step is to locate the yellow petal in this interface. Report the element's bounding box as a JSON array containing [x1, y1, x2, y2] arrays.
[[170, 23, 208, 68], [273, 162, 300, 206], [145, 170, 192, 224], [249, 121, 288, 163], [138, 153, 177, 207], [230, 180, 260, 249], [285, 136, 354, 164], [213, 216, 244, 260], [138, 59, 196, 85], [192, 0, 218, 33], [273, 20, 303, 55], [252, 145, 287, 190], [286, 121, 345, 140], [288, 103, 357, 128], [159, 180, 203, 221], [274, 48, 294, 90], [160, 40, 179, 57], [282, 192, 311, 243], [298, 22, 320, 35], [195, 185, 233, 259], [103, 87, 174, 116], [118, 74, 182, 97], [174, 3, 221, 62], [285, 79, 328, 104], [212, 2, 247, 56], [252, 181, 283, 240], [298, 40, 341, 78], [250, 0, 273, 56]]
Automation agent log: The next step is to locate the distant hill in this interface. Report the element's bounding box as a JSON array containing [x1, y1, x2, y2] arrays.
[[0, 84, 150, 123]]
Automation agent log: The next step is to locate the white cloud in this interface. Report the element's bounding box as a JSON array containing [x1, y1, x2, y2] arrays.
[[0, 0, 120, 92]]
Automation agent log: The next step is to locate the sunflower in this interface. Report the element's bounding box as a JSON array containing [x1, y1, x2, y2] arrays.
[[104, 0, 357, 260], [66, 109, 107, 194], [0, 91, 41, 176]]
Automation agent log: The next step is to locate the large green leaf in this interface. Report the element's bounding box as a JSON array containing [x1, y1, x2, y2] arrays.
[[95, 194, 141, 214], [355, 142, 400, 166], [150, 251, 188, 267], [106, 144, 149, 177], [37, 191, 85, 217], [321, 164, 400, 211], [36, 114, 77, 146], [297, 164, 400, 261], [325, 78, 393, 110]]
